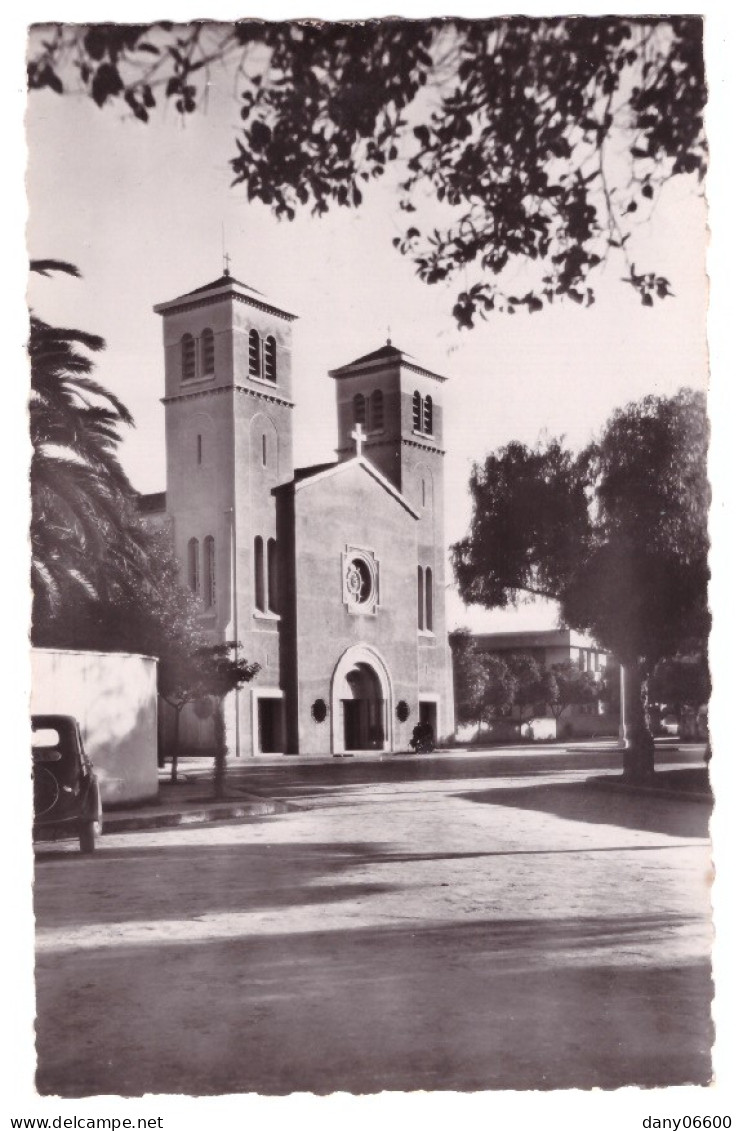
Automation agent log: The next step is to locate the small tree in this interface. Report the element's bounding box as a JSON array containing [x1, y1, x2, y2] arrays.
[[544, 660, 599, 722], [648, 655, 710, 724], [450, 629, 490, 733], [159, 650, 207, 782], [190, 643, 260, 798], [507, 653, 544, 729], [481, 655, 517, 728]]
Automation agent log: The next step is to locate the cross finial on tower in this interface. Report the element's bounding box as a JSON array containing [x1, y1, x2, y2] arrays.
[[351, 423, 367, 458], [386, 324, 392, 347], [223, 249, 231, 277]]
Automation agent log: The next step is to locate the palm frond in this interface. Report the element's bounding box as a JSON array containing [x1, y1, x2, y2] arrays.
[[30, 259, 81, 278]]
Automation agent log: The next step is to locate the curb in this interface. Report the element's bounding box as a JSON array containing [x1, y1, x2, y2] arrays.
[[104, 794, 293, 832]]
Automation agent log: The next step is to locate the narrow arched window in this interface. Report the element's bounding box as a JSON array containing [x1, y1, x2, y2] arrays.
[[412, 390, 422, 431], [421, 478, 426, 507], [264, 336, 277, 382], [261, 434, 267, 468], [353, 393, 366, 428], [197, 434, 202, 465], [417, 566, 424, 631], [248, 329, 261, 378], [181, 334, 196, 381], [203, 536, 216, 610], [371, 389, 384, 431], [425, 567, 433, 631], [187, 537, 200, 594], [201, 328, 215, 376], [423, 394, 433, 435], [267, 537, 279, 614], [254, 536, 265, 612]]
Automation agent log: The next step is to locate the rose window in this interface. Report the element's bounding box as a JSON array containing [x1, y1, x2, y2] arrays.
[[345, 559, 372, 605], [341, 547, 379, 614]]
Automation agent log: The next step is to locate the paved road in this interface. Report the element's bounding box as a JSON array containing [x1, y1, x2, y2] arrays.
[[223, 742, 706, 801], [34, 751, 712, 1096]]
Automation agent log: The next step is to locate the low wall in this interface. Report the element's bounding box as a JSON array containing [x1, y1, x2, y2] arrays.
[[31, 648, 158, 805], [456, 713, 620, 745], [557, 713, 619, 740]]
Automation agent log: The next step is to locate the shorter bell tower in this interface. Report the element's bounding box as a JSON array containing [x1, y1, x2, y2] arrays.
[[329, 342, 452, 737], [329, 340, 447, 524]]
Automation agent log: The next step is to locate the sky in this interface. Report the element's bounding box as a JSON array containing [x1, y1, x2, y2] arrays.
[[25, 29, 709, 634]]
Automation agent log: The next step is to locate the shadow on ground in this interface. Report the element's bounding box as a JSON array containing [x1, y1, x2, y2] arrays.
[[35, 912, 713, 1097], [223, 751, 643, 797], [456, 780, 711, 838], [34, 839, 400, 928]]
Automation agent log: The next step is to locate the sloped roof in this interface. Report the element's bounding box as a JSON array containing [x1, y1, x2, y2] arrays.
[[329, 340, 447, 383], [154, 271, 297, 320], [345, 342, 402, 367], [184, 272, 264, 298], [293, 456, 420, 518], [293, 461, 337, 482]]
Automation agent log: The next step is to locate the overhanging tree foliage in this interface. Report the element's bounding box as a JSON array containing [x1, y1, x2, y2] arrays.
[[452, 388, 709, 779], [28, 17, 706, 325]]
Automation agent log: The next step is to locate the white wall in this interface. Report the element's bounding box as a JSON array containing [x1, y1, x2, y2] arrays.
[[31, 648, 158, 804]]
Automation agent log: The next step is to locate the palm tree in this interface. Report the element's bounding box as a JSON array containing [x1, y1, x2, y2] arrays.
[[29, 261, 148, 625]]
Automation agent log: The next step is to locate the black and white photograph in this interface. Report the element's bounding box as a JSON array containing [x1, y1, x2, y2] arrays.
[[6, 1, 740, 1122]]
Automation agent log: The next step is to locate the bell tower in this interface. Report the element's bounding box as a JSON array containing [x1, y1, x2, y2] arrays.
[[329, 341, 446, 495], [154, 270, 297, 755], [329, 342, 452, 735]]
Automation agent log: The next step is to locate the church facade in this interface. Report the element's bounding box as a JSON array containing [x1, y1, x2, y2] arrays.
[[143, 270, 454, 757]]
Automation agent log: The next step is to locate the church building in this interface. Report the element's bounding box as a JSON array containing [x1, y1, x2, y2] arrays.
[[142, 269, 454, 757]]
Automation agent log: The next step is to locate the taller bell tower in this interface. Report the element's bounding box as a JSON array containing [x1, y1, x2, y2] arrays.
[[154, 270, 297, 755]]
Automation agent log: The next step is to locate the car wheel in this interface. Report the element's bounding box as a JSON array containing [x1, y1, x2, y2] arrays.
[[79, 785, 103, 854]]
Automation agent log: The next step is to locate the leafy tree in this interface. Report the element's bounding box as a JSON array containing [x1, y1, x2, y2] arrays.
[[188, 644, 260, 798], [450, 630, 517, 735], [482, 655, 517, 727], [506, 653, 545, 727], [648, 655, 710, 722], [28, 17, 705, 325], [456, 439, 593, 607], [452, 388, 709, 779], [158, 648, 204, 781], [450, 628, 490, 731], [543, 660, 598, 720]]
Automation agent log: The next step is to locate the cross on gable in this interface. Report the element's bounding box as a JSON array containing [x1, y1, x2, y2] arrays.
[[351, 423, 367, 457]]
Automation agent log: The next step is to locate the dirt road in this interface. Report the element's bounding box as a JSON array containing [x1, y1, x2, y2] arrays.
[[34, 759, 713, 1095]]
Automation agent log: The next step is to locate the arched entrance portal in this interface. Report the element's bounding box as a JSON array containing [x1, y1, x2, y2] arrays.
[[331, 645, 393, 755]]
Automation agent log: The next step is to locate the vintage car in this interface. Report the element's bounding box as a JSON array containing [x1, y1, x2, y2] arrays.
[[32, 714, 103, 853]]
